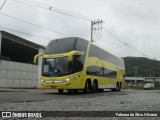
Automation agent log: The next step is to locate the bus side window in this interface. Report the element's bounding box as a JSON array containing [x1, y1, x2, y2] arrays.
[[73, 55, 83, 72]]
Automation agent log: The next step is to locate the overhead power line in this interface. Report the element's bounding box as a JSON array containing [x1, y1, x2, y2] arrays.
[[0, 12, 72, 37], [25, 0, 97, 20], [0, 0, 7, 10], [103, 25, 147, 57], [0, 25, 53, 40], [138, 0, 159, 20], [3, 0, 154, 59], [14, 0, 97, 21], [143, 0, 160, 17]]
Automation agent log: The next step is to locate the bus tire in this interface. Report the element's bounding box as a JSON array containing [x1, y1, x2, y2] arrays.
[[111, 89, 116, 91], [116, 82, 120, 91], [68, 90, 72, 94], [99, 89, 104, 92], [73, 90, 78, 94], [119, 82, 122, 91], [58, 89, 64, 94], [111, 82, 119, 92], [92, 80, 98, 93], [83, 80, 89, 94]]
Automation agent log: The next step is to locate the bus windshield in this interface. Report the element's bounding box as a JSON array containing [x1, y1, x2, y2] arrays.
[[42, 57, 72, 77]]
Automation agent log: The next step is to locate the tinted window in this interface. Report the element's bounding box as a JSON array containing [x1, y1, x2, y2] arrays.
[[89, 44, 124, 68], [42, 57, 72, 77], [72, 55, 83, 72], [86, 66, 103, 76], [104, 69, 117, 78], [86, 66, 117, 78]]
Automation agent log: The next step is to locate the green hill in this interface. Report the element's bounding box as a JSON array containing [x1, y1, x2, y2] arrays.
[[122, 57, 160, 77]]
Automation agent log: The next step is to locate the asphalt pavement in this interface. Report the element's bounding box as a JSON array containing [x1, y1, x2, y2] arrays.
[[0, 88, 160, 120]]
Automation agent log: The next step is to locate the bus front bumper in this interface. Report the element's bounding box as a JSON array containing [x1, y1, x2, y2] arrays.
[[40, 81, 72, 90]]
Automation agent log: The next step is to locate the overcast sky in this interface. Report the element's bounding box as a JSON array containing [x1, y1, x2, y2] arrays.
[[0, 0, 160, 60]]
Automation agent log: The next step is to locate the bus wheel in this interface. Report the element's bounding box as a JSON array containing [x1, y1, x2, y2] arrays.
[[73, 90, 78, 94], [111, 83, 119, 92], [119, 82, 122, 91], [58, 89, 64, 94], [116, 82, 120, 91], [92, 80, 98, 93], [68, 90, 72, 94], [83, 80, 89, 94], [99, 89, 104, 92]]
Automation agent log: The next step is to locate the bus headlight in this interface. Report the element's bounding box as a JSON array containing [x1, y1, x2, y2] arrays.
[[63, 77, 75, 82], [41, 77, 75, 84], [54, 77, 75, 84]]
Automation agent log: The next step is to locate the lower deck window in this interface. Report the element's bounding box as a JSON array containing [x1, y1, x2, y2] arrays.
[[86, 66, 117, 78]]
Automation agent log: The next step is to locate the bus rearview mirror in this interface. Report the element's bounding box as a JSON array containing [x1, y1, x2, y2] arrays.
[[34, 54, 44, 64]]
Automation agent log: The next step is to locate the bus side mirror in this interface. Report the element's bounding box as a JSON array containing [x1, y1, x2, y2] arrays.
[[68, 51, 84, 61], [68, 55, 73, 61], [34, 54, 44, 64]]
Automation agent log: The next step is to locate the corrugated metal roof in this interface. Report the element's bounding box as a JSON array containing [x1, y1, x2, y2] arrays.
[[125, 77, 145, 81], [125, 77, 160, 81], [0, 31, 45, 50]]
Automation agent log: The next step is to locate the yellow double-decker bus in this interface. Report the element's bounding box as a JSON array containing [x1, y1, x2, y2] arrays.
[[34, 37, 125, 93]]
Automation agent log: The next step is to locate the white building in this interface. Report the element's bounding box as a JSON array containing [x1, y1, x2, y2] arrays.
[[0, 31, 45, 88], [125, 77, 160, 87], [125, 77, 145, 86]]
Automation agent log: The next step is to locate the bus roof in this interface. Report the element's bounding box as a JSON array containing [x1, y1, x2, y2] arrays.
[[45, 37, 124, 68]]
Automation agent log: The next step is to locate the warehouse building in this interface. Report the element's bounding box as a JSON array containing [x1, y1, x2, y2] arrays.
[[125, 77, 145, 86], [125, 77, 160, 87], [0, 31, 45, 88]]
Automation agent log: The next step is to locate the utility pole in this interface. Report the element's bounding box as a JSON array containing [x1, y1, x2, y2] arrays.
[[145, 70, 148, 77], [153, 58, 156, 85], [0, 0, 7, 10], [91, 20, 103, 42], [134, 67, 138, 86], [149, 65, 152, 77]]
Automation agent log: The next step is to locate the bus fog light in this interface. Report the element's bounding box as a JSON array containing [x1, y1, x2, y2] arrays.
[[41, 79, 44, 82], [65, 78, 70, 82]]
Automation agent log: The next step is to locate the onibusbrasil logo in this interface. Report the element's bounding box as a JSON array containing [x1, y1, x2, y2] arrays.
[[1, 112, 42, 118]]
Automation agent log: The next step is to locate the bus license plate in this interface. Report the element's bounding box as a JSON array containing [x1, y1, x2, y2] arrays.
[[51, 85, 56, 88]]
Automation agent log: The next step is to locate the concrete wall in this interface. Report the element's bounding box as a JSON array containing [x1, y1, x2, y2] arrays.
[[0, 60, 38, 88], [0, 32, 2, 57], [37, 47, 44, 88]]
